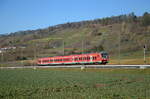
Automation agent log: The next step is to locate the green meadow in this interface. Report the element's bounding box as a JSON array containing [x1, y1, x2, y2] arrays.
[[0, 68, 149, 99]]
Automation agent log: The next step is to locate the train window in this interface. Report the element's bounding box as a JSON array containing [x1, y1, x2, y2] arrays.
[[85, 57, 87, 60], [86, 57, 88, 60], [92, 57, 94, 60], [64, 58, 70, 61], [75, 58, 78, 61], [95, 57, 97, 60], [92, 57, 97, 60], [79, 57, 82, 60], [38, 60, 41, 63], [43, 60, 49, 62], [93, 57, 95, 60], [101, 52, 108, 58]]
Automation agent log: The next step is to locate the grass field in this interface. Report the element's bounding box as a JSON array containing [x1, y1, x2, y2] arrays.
[[0, 68, 150, 99], [109, 57, 150, 65]]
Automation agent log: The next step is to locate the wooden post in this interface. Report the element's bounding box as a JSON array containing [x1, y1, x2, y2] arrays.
[[144, 45, 146, 64]]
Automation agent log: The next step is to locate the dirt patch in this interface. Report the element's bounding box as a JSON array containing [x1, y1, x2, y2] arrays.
[[93, 84, 107, 88]]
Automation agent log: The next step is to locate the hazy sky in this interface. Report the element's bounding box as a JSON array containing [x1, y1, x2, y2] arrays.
[[0, 0, 150, 34]]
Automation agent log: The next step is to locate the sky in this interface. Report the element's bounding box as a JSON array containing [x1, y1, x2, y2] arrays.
[[0, 0, 150, 34]]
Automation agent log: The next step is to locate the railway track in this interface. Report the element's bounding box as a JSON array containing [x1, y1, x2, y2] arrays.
[[0, 65, 150, 69]]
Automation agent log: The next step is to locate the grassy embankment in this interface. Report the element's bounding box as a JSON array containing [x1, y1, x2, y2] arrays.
[[109, 50, 150, 65]]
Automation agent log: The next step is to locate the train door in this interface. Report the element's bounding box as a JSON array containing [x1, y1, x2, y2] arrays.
[[72, 56, 74, 63], [53, 58, 54, 63], [41, 59, 43, 64], [90, 56, 92, 62]]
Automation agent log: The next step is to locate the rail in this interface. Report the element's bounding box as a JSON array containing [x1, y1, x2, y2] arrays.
[[0, 65, 150, 69]]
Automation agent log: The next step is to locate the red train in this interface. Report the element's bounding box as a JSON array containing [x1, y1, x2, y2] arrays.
[[37, 52, 109, 65]]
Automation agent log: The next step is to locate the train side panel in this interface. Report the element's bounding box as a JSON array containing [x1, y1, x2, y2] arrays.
[[37, 52, 109, 65]]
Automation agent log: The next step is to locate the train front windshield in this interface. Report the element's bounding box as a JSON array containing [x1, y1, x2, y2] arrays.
[[101, 52, 108, 59]]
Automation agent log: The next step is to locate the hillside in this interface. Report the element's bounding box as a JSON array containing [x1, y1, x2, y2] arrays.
[[0, 12, 150, 65]]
